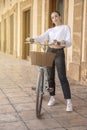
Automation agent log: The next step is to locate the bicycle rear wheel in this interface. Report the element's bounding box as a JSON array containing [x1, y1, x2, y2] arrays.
[[36, 69, 44, 118]]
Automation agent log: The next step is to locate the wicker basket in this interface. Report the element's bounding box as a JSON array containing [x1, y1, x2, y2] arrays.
[[30, 51, 56, 67]]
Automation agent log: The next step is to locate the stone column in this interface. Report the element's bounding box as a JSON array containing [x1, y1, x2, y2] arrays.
[[80, 0, 87, 85], [69, 0, 84, 81]]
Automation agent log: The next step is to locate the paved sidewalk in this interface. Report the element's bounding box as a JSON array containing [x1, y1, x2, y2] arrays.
[[0, 52, 87, 130]]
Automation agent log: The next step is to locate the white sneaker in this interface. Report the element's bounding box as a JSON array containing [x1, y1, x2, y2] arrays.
[[48, 96, 55, 106], [66, 103, 73, 112]]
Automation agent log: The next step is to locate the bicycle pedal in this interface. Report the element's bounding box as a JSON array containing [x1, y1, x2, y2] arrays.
[[41, 92, 44, 95], [46, 87, 54, 92]]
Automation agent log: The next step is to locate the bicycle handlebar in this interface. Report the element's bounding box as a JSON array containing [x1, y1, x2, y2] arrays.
[[25, 41, 65, 47], [25, 40, 66, 53]]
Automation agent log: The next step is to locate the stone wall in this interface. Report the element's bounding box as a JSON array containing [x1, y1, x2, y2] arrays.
[[0, 0, 87, 85]]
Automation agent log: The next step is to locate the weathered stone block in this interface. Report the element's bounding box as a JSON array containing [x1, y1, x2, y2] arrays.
[[80, 62, 87, 85], [69, 63, 81, 81]]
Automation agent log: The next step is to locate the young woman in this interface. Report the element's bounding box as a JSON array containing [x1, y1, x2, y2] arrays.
[[27, 11, 73, 112]]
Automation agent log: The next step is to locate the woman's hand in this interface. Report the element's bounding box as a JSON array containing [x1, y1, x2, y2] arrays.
[[60, 40, 66, 46], [30, 38, 35, 43], [49, 40, 66, 49], [25, 37, 34, 44]]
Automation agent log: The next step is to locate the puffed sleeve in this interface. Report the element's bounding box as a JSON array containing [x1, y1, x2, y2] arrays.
[[65, 25, 72, 47], [34, 29, 49, 43]]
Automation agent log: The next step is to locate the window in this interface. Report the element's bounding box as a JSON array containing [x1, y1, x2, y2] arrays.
[[4, 19, 6, 52], [0, 23, 1, 50], [10, 14, 14, 54], [4, 0, 5, 7], [57, 0, 64, 21]]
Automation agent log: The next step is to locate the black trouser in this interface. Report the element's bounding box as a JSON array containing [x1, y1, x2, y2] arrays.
[[47, 47, 71, 99]]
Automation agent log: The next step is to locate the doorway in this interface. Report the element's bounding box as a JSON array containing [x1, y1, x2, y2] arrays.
[[57, 0, 64, 16], [23, 9, 30, 59], [49, 0, 64, 27]]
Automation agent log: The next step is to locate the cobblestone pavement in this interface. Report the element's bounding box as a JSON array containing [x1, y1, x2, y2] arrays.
[[0, 52, 87, 130]]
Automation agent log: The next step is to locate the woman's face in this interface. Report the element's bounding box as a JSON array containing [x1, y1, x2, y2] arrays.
[[51, 12, 61, 26]]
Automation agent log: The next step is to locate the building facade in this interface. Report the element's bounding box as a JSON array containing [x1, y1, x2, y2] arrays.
[[0, 0, 87, 85]]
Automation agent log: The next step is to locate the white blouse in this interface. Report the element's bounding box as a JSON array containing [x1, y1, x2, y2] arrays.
[[34, 25, 72, 48]]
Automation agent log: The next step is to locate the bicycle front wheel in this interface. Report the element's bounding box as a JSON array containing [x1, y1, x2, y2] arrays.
[[36, 69, 44, 118]]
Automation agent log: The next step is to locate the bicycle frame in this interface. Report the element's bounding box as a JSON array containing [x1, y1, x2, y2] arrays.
[[29, 47, 56, 118], [25, 41, 65, 118]]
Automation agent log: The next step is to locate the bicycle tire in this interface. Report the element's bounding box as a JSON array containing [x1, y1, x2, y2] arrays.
[[36, 69, 44, 118]]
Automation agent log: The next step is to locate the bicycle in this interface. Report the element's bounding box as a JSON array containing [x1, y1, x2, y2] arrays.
[[25, 40, 65, 118]]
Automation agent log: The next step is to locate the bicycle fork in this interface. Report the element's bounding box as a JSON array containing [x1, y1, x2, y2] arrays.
[[43, 67, 54, 93]]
